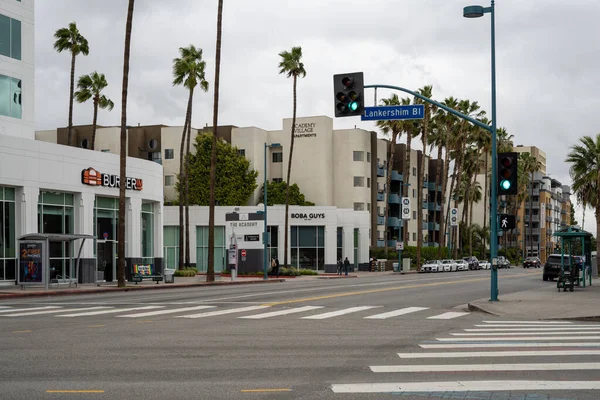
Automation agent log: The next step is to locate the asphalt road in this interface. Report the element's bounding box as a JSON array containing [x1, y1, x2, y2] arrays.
[[2, 268, 599, 400]]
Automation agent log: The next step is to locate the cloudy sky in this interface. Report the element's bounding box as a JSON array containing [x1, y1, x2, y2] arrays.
[[35, 0, 600, 234]]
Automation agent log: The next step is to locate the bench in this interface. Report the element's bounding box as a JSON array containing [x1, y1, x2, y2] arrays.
[[131, 264, 163, 284], [49, 275, 78, 289]]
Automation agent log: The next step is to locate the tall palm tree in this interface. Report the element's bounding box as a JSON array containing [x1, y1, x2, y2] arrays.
[[278, 46, 306, 268], [414, 85, 436, 267], [74, 72, 114, 151], [566, 134, 600, 273], [207, 0, 224, 282], [471, 117, 491, 253], [401, 97, 419, 247], [53, 22, 90, 146], [172, 45, 209, 269], [117, 0, 135, 288], [468, 180, 483, 255], [376, 94, 404, 257]]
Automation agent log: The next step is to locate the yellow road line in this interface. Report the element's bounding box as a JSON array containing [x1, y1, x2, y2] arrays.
[[241, 388, 292, 393], [13, 330, 32, 333], [262, 271, 538, 306], [46, 390, 104, 393]]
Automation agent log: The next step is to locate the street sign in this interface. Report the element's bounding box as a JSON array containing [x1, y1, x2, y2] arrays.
[[244, 234, 260, 242], [401, 197, 411, 220], [396, 241, 404, 251], [450, 208, 459, 227], [241, 249, 247, 257], [361, 105, 424, 121], [499, 214, 516, 230]]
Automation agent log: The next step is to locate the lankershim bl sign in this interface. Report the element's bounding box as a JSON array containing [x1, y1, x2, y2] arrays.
[[81, 167, 143, 191]]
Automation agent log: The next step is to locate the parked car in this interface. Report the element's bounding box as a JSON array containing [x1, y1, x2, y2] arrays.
[[479, 261, 491, 270], [497, 256, 511, 268], [543, 254, 578, 281], [523, 257, 541, 268], [463, 256, 480, 270], [420, 260, 442, 273], [455, 259, 469, 271], [441, 259, 457, 272]]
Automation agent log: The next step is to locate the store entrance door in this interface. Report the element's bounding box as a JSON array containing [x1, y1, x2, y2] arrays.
[[97, 241, 115, 282]]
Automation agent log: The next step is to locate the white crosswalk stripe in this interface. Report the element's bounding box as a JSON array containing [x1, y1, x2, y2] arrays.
[[0, 306, 61, 313], [332, 381, 600, 393], [397, 350, 600, 358], [466, 326, 600, 331], [370, 362, 600, 373], [178, 305, 269, 319], [427, 311, 469, 320], [57, 306, 163, 317], [239, 306, 323, 319], [482, 320, 572, 324], [421, 342, 600, 348], [3, 307, 111, 317], [117, 305, 216, 318], [437, 335, 600, 341], [302, 306, 381, 320], [453, 331, 600, 336], [364, 306, 429, 320]]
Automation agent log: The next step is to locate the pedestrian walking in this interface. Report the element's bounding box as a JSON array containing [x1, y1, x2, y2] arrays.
[[343, 257, 350, 276], [337, 258, 343, 275], [274, 257, 280, 278]]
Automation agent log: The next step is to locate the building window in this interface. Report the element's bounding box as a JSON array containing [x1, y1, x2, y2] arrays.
[[0, 187, 16, 282], [353, 176, 364, 187], [238, 149, 245, 157], [164, 149, 174, 159], [38, 191, 74, 281], [163, 226, 179, 270], [354, 202, 364, 211], [337, 227, 343, 261], [165, 175, 175, 186], [413, 232, 416, 241], [141, 202, 154, 265], [353, 151, 364, 161], [291, 226, 325, 270], [354, 228, 359, 268], [272, 178, 283, 183], [272, 152, 283, 163], [101, 149, 110, 153], [413, 211, 416, 220], [367, 203, 371, 212], [267, 226, 278, 260], [412, 189, 416, 198], [367, 152, 371, 163], [196, 226, 226, 272], [0, 14, 21, 60], [0, 74, 22, 119], [150, 151, 162, 164], [412, 167, 417, 176], [367, 177, 371, 188]]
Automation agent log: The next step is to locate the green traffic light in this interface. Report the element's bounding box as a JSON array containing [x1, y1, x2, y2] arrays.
[[349, 101, 359, 111], [500, 180, 511, 190]]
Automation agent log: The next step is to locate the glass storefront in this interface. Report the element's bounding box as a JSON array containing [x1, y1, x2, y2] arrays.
[[0, 187, 16, 281], [354, 228, 359, 268], [38, 191, 74, 280], [196, 226, 225, 272], [337, 227, 343, 261], [267, 225, 278, 260], [163, 226, 179, 270], [141, 202, 154, 265], [94, 197, 118, 282], [291, 226, 325, 270]]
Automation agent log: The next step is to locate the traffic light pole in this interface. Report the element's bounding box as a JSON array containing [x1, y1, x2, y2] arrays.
[[365, 83, 499, 301]]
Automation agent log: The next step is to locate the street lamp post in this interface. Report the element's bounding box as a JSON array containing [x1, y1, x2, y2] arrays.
[[464, 1, 499, 301], [263, 142, 281, 280]]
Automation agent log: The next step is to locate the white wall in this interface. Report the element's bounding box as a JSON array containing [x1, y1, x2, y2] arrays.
[[333, 128, 372, 211]]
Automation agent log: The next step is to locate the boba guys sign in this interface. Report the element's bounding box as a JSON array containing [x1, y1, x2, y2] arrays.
[[81, 167, 143, 191], [291, 212, 326, 221]]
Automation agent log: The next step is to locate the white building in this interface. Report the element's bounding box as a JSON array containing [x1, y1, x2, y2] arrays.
[[0, 0, 164, 286]]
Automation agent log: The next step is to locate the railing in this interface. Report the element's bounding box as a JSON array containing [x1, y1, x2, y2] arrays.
[[524, 215, 539, 222], [377, 165, 385, 177], [377, 216, 385, 225], [389, 193, 401, 204], [377, 192, 385, 202], [387, 217, 400, 227], [391, 171, 402, 182]]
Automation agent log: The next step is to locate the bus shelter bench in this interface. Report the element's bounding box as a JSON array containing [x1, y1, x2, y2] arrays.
[[49, 275, 78, 289], [131, 273, 163, 284]]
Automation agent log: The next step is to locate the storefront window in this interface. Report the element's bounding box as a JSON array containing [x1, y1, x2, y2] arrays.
[[196, 226, 225, 272], [290, 226, 325, 271], [267, 226, 278, 260], [163, 226, 179, 270], [337, 227, 343, 261], [38, 191, 74, 280], [0, 187, 16, 281], [354, 228, 359, 268], [141, 202, 154, 264]]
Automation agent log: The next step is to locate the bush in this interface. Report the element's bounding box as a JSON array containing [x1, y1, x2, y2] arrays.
[[174, 267, 198, 277]]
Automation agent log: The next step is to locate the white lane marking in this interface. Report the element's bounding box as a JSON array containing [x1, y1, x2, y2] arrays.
[[466, 327, 600, 332], [437, 336, 600, 342], [364, 307, 429, 320], [453, 331, 600, 336], [371, 362, 600, 373], [117, 306, 216, 318], [427, 311, 469, 320], [302, 306, 381, 320], [397, 350, 600, 358], [148, 302, 199, 305], [3, 307, 111, 317], [420, 342, 600, 348], [0, 306, 11, 309], [177, 305, 269, 319], [483, 320, 572, 324], [0, 306, 61, 313], [57, 306, 162, 317], [475, 324, 599, 328], [239, 306, 323, 319], [330, 381, 600, 393]]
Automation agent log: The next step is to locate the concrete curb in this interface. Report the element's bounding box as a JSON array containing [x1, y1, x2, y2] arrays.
[[467, 302, 502, 316], [0, 279, 285, 300], [317, 275, 358, 279]]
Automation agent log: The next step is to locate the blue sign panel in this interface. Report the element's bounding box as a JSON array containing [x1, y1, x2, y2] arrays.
[[361, 105, 425, 121]]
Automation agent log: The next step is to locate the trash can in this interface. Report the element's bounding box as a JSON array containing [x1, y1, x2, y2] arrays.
[[164, 268, 175, 283]]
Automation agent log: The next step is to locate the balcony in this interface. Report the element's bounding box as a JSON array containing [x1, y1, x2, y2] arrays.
[[389, 193, 401, 204], [391, 171, 402, 182], [387, 239, 400, 247], [377, 215, 385, 225], [524, 215, 540, 222], [426, 222, 440, 231], [377, 240, 385, 247], [426, 202, 441, 211], [546, 203, 553, 211], [387, 217, 400, 227], [546, 216, 553, 223], [377, 165, 385, 177], [560, 210, 567, 215], [377, 192, 385, 202]]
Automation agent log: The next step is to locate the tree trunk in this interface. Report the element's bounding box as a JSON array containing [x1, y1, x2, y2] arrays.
[[284, 74, 298, 268], [595, 209, 600, 279], [91, 96, 98, 151], [207, 0, 224, 282], [469, 190, 474, 256], [433, 146, 442, 253], [178, 93, 192, 270], [445, 154, 459, 258], [185, 87, 194, 268], [67, 53, 76, 146], [403, 133, 413, 247], [438, 148, 450, 259], [582, 206, 586, 229], [384, 133, 398, 258], [482, 155, 488, 258], [117, 0, 135, 288]]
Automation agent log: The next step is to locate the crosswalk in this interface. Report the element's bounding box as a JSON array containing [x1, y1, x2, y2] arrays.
[[331, 319, 600, 396], [0, 304, 470, 321]]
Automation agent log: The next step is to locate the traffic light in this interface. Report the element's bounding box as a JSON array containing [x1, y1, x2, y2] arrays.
[[333, 72, 364, 117], [497, 152, 518, 195]]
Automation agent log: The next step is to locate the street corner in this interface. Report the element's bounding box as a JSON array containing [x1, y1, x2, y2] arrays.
[[467, 300, 503, 316]]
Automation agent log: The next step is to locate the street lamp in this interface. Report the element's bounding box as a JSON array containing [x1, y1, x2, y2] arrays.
[[263, 142, 282, 280], [464, 1, 499, 301]]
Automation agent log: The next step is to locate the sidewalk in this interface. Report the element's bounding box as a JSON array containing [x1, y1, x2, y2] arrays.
[[468, 282, 600, 321]]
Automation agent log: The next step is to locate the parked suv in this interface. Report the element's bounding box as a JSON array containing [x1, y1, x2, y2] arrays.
[[543, 254, 578, 281], [523, 257, 541, 268], [463, 256, 480, 270]]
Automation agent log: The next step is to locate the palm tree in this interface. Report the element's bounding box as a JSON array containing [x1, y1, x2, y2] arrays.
[[53, 22, 90, 146], [172, 45, 209, 269], [117, 0, 135, 288], [278, 46, 306, 269], [468, 180, 482, 255], [401, 97, 419, 247], [376, 94, 405, 257], [207, 0, 224, 282], [470, 117, 491, 253], [74, 72, 114, 151], [414, 85, 436, 267], [566, 134, 600, 273]]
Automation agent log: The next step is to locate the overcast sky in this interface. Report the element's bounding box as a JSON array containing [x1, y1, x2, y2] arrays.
[[34, 0, 600, 235]]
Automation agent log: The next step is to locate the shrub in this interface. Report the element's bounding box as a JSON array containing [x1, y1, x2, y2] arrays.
[[174, 267, 198, 277]]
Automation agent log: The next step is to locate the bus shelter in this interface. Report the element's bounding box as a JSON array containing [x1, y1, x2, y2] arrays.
[[17, 233, 94, 290], [553, 226, 593, 290]]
